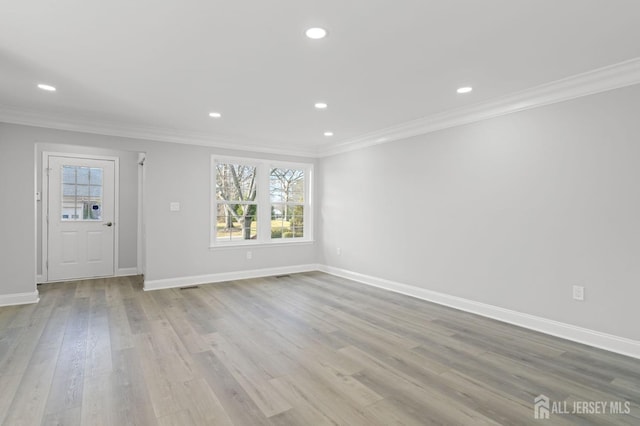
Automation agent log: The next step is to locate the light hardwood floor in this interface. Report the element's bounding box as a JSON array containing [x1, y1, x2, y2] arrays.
[[0, 272, 638, 425]]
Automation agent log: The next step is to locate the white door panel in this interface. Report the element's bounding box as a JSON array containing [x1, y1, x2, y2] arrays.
[[48, 156, 115, 281], [87, 231, 104, 261], [61, 231, 78, 264]]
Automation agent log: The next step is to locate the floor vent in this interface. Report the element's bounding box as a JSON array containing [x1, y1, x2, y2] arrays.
[[180, 286, 200, 290], [275, 274, 291, 279]]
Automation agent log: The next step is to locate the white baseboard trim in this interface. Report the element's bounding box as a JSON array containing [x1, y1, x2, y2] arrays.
[[0, 290, 40, 307], [143, 264, 321, 291], [139, 263, 640, 358], [319, 265, 640, 360], [116, 267, 139, 277], [36, 268, 138, 283]]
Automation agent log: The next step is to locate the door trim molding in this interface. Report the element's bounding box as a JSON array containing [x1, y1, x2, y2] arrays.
[[117, 267, 138, 277], [42, 152, 120, 282], [137, 152, 146, 276]]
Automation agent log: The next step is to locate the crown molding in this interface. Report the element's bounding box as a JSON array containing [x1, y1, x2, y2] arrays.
[[0, 106, 319, 158], [319, 57, 640, 157], [2, 58, 639, 159]]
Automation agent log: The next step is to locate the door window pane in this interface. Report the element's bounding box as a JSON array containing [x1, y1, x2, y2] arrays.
[[77, 167, 90, 184], [61, 165, 103, 221], [90, 168, 103, 185]]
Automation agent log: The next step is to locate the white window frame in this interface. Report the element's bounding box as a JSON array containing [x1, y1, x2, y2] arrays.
[[210, 156, 313, 247]]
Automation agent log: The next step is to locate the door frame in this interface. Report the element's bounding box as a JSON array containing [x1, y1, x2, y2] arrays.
[[137, 152, 146, 276], [42, 151, 120, 283]]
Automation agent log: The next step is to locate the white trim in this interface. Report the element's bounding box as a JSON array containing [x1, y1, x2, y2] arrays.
[[318, 265, 640, 360], [208, 240, 315, 250], [211, 156, 314, 247], [41, 152, 49, 282], [117, 267, 139, 277], [143, 264, 321, 291], [33, 144, 39, 289], [319, 57, 640, 157], [0, 106, 318, 158], [113, 157, 120, 277], [42, 152, 120, 282], [137, 152, 146, 275], [36, 274, 44, 283], [0, 291, 39, 307], [139, 263, 640, 358], [4, 59, 639, 159]]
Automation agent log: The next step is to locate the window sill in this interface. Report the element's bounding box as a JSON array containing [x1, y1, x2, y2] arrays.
[[209, 239, 315, 250]]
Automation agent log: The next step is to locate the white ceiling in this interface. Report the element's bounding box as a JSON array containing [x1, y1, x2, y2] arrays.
[[1, 0, 640, 156]]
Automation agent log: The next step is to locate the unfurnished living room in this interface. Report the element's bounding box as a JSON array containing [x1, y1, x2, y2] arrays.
[[1, 1, 640, 425]]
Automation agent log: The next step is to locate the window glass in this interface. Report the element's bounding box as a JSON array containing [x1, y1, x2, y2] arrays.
[[211, 158, 312, 246], [61, 166, 103, 221], [215, 163, 258, 242], [270, 168, 305, 239]]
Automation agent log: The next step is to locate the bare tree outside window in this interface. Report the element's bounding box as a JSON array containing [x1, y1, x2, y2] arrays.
[[211, 157, 312, 246], [215, 163, 257, 241], [270, 168, 304, 239]]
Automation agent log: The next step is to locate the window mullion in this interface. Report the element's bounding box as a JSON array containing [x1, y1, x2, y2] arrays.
[[257, 163, 271, 242], [304, 166, 312, 241], [212, 157, 312, 246]]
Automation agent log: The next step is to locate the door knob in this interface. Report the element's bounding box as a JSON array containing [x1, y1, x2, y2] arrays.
[[103, 222, 113, 227]]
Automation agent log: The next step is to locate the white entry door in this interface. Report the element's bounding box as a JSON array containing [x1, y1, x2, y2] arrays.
[[47, 156, 116, 281]]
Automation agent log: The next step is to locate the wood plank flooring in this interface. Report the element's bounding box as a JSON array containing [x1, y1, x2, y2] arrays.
[[0, 272, 638, 425]]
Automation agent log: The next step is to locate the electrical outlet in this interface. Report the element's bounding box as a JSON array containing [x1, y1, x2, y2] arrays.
[[573, 285, 585, 301], [246, 251, 252, 260], [336, 247, 341, 256], [170, 202, 180, 211]]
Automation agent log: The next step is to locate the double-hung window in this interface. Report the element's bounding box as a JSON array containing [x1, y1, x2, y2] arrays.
[[270, 168, 305, 239], [214, 162, 258, 241], [211, 157, 313, 246]]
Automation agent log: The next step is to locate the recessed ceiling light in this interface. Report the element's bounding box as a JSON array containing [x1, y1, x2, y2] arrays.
[[208, 112, 222, 118], [314, 102, 328, 109], [324, 131, 334, 137], [305, 27, 327, 39], [457, 86, 473, 94], [37, 83, 56, 92]]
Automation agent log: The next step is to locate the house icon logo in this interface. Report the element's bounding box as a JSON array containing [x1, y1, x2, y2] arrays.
[[534, 394, 550, 420]]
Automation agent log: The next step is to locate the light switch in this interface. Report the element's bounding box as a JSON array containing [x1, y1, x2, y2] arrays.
[[170, 202, 180, 211]]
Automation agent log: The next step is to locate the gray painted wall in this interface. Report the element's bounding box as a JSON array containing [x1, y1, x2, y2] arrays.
[[1, 84, 638, 343], [0, 134, 35, 296], [0, 124, 318, 297], [319, 84, 640, 341]]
